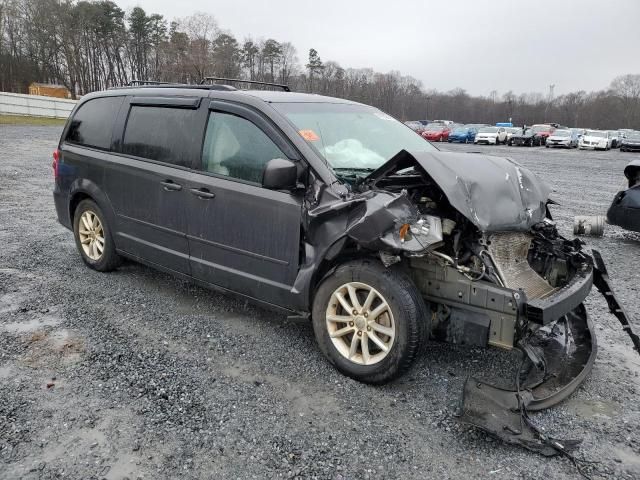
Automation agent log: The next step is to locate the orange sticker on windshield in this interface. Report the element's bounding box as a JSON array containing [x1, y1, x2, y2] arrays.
[[299, 129, 320, 141]]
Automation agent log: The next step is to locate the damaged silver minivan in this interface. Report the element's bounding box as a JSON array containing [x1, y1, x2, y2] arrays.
[[55, 84, 637, 454]]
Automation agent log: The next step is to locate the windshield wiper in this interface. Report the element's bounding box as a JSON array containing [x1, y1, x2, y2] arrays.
[[333, 167, 377, 172]]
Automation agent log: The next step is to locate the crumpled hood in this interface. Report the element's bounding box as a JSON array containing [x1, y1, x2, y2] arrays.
[[364, 150, 552, 232]]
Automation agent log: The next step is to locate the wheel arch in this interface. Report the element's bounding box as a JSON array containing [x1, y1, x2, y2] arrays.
[[294, 235, 380, 313], [68, 179, 117, 233]]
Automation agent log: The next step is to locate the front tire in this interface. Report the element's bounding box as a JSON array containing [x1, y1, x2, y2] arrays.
[[312, 259, 428, 385], [73, 199, 121, 272]]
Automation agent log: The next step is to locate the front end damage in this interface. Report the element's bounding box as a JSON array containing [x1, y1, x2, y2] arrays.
[[303, 149, 638, 456]]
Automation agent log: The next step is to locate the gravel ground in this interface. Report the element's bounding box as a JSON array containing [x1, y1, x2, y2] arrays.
[[1, 125, 639, 480]]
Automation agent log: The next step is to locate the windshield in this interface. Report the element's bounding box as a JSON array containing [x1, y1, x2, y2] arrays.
[[425, 124, 445, 132], [478, 127, 498, 133], [586, 130, 607, 138], [626, 132, 640, 140], [552, 130, 571, 137], [532, 125, 552, 133], [452, 127, 469, 134], [273, 102, 437, 170]]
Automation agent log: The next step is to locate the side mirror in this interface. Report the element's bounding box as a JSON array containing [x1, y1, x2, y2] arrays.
[[262, 158, 298, 190]]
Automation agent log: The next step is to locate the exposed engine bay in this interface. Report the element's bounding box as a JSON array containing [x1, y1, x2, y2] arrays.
[[301, 149, 639, 458]]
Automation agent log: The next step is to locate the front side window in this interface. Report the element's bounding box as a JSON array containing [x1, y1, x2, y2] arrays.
[[66, 96, 123, 149], [122, 106, 198, 167], [202, 112, 286, 184]]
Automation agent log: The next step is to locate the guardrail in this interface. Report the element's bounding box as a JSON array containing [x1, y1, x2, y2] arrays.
[[0, 91, 77, 119]]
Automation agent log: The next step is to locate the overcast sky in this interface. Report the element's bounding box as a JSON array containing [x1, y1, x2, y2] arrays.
[[118, 0, 639, 96]]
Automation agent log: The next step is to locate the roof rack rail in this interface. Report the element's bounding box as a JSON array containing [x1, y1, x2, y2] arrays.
[[109, 80, 236, 92], [127, 79, 171, 86], [201, 77, 291, 92]]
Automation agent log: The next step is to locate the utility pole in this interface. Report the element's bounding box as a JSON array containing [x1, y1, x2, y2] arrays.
[[545, 84, 555, 120]]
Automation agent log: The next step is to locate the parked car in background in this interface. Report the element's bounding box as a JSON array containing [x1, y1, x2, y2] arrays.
[[579, 130, 612, 150], [546, 129, 579, 148], [511, 128, 538, 147], [505, 127, 521, 145], [405, 121, 426, 133], [474, 126, 508, 145], [570, 128, 586, 140], [530, 124, 556, 145], [421, 124, 451, 142], [447, 126, 477, 143], [607, 131, 621, 148], [620, 131, 640, 152], [431, 119, 455, 125]]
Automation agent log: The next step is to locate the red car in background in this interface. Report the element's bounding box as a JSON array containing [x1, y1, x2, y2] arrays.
[[531, 124, 556, 145], [421, 124, 451, 142]]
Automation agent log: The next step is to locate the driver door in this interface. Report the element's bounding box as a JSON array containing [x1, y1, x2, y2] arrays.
[[185, 101, 303, 307]]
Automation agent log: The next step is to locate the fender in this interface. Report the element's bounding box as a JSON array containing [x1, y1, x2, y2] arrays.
[[68, 178, 118, 239]]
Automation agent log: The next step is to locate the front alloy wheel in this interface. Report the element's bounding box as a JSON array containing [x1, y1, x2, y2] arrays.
[[326, 282, 395, 366], [312, 260, 428, 384]]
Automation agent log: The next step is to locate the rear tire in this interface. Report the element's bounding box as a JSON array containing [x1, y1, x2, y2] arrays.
[[312, 259, 428, 385], [73, 199, 121, 272]]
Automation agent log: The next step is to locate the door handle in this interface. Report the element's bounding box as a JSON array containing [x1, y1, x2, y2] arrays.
[[189, 187, 215, 199], [161, 180, 182, 191]]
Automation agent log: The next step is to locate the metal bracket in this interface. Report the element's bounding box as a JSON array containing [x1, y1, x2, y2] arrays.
[[592, 249, 640, 355]]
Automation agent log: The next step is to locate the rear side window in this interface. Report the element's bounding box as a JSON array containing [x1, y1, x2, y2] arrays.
[[202, 112, 286, 183], [66, 96, 123, 149], [122, 106, 198, 167]]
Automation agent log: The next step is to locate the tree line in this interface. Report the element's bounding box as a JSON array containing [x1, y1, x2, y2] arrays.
[[1, 0, 639, 128]]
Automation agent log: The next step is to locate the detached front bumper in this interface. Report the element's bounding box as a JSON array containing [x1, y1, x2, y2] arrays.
[[458, 250, 640, 456], [458, 302, 597, 456]]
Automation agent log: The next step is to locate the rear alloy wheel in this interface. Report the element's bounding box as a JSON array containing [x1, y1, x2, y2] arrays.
[[312, 260, 427, 384], [73, 199, 121, 272], [78, 210, 105, 260]]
